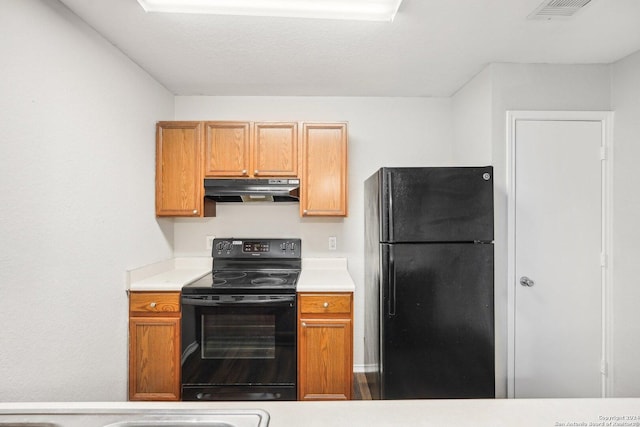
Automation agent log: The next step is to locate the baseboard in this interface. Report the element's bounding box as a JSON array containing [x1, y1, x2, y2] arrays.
[[353, 364, 377, 373]]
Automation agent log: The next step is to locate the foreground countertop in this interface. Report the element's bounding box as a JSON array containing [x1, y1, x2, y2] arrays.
[[127, 257, 355, 293], [2, 399, 640, 427]]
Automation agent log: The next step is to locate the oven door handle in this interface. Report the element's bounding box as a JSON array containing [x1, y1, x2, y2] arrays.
[[182, 295, 296, 306]]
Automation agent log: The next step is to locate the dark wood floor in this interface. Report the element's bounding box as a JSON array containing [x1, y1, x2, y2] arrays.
[[353, 372, 372, 400]]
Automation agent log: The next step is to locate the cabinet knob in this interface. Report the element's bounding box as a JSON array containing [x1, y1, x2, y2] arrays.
[[301, 322, 307, 327], [241, 169, 248, 175], [149, 302, 157, 308], [254, 170, 259, 175], [192, 209, 198, 215], [323, 302, 329, 308]]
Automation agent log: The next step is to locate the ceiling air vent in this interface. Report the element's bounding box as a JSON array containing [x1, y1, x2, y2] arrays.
[[528, 0, 593, 20]]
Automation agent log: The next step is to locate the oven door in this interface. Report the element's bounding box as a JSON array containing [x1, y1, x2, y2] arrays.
[[181, 294, 296, 401]]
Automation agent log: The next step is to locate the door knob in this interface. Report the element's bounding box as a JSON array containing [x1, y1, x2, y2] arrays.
[[520, 276, 535, 287]]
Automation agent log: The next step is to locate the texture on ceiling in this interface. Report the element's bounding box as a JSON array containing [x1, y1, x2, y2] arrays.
[[58, 0, 640, 97]]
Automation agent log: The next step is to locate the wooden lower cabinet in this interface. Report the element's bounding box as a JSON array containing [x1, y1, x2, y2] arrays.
[[128, 292, 181, 401], [298, 292, 353, 400]]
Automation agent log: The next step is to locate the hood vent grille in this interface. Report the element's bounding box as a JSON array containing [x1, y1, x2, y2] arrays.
[[528, 0, 593, 20]]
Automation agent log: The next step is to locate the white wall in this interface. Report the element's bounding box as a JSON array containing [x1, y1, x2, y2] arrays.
[[0, 0, 174, 401], [173, 96, 455, 367], [610, 50, 640, 397], [451, 67, 493, 166]]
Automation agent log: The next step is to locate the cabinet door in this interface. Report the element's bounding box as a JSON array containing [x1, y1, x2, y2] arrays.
[[128, 316, 181, 401], [203, 121, 251, 177], [301, 123, 348, 217], [298, 318, 352, 400], [253, 122, 298, 177], [155, 122, 203, 216]]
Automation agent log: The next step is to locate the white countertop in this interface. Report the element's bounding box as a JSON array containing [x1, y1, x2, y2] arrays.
[[127, 257, 355, 293], [296, 258, 355, 292], [127, 257, 211, 291], [2, 399, 640, 427]]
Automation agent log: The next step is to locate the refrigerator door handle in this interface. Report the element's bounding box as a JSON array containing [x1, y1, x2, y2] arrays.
[[387, 171, 394, 242], [388, 247, 396, 316]]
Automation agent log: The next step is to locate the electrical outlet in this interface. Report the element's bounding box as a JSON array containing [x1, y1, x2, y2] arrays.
[[328, 236, 337, 251], [206, 235, 215, 250]]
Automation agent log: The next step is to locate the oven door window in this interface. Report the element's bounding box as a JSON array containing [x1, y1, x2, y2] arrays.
[[202, 313, 275, 359]]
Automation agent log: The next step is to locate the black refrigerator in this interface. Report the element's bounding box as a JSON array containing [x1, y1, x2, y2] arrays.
[[364, 167, 495, 399]]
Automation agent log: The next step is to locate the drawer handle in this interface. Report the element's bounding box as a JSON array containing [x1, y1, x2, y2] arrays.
[[149, 302, 157, 308], [323, 302, 329, 308]]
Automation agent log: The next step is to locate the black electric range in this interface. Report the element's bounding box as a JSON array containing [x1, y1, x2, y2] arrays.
[[181, 238, 301, 401]]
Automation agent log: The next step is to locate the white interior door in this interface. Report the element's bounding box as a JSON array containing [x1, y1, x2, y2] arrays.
[[511, 116, 605, 398]]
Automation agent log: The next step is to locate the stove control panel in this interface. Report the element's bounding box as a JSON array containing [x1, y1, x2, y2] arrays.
[[212, 238, 301, 258]]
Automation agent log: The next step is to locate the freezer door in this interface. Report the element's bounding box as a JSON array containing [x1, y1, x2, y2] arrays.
[[380, 167, 494, 243], [381, 242, 495, 399]]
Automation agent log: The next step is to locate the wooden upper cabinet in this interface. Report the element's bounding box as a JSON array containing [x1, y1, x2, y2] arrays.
[[204, 121, 298, 178], [253, 122, 298, 177], [300, 123, 348, 217], [155, 122, 203, 217], [155, 120, 347, 217], [203, 121, 251, 177]]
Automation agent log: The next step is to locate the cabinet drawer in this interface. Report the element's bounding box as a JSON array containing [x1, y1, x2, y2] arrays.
[[299, 293, 351, 315], [130, 292, 180, 315]]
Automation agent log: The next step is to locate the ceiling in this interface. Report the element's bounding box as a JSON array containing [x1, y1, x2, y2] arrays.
[[58, 0, 640, 97]]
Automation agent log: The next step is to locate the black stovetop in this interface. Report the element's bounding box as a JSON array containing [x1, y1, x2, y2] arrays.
[[182, 269, 299, 294]]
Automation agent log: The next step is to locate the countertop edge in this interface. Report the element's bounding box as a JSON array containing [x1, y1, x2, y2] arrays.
[[3, 399, 640, 427]]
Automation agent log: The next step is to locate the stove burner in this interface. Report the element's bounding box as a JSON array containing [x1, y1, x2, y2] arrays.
[[268, 272, 291, 278], [212, 279, 227, 285], [213, 272, 247, 280], [251, 277, 287, 286]]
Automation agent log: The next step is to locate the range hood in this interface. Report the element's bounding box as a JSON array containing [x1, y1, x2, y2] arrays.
[[204, 178, 300, 202]]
